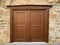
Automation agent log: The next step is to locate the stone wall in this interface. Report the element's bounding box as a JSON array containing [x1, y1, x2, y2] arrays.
[[0, 0, 60, 44]]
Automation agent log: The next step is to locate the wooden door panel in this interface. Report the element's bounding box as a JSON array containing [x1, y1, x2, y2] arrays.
[[30, 11, 43, 25], [30, 10, 45, 42], [30, 29, 43, 41], [13, 10, 29, 42]]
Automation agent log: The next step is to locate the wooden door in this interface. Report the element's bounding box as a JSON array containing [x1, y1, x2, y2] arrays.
[[13, 9, 48, 42], [13, 10, 29, 42], [29, 9, 48, 42]]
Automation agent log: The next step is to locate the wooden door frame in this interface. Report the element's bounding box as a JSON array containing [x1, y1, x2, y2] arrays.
[[7, 5, 52, 43]]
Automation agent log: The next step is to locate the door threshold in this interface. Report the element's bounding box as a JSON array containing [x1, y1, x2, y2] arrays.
[[13, 42, 46, 43]]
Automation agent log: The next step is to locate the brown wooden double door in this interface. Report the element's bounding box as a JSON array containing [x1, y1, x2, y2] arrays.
[[13, 9, 48, 42]]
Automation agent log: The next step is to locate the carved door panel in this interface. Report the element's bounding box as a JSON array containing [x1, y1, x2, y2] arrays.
[[13, 10, 29, 42], [29, 9, 47, 42]]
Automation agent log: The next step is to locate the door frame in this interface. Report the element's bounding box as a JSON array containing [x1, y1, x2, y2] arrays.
[[7, 5, 52, 43]]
